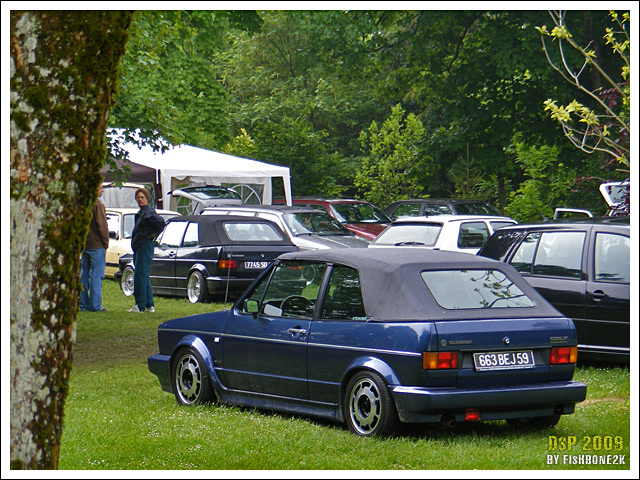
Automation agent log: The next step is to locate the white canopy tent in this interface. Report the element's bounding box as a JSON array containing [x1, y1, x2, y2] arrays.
[[120, 143, 292, 209]]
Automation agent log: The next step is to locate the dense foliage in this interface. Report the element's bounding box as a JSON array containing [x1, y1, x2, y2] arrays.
[[110, 9, 630, 220]]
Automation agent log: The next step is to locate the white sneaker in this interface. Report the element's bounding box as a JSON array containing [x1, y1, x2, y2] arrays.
[[128, 305, 141, 312], [147, 306, 155, 313]]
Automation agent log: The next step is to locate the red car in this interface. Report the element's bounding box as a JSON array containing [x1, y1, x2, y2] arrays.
[[276, 197, 390, 240]]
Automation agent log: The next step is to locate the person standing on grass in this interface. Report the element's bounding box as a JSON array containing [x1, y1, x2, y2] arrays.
[[80, 185, 110, 312], [129, 187, 165, 313]]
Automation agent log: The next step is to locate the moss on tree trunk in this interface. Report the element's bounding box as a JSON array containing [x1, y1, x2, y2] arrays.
[[10, 10, 131, 469]]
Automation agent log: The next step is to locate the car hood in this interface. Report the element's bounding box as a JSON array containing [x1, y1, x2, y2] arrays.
[[291, 234, 369, 249], [344, 223, 388, 240]]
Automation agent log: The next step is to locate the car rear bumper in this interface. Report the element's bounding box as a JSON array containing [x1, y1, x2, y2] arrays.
[[391, 381, 587, 423]]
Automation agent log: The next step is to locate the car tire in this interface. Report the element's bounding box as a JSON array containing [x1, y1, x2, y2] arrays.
[[507, 413, 561, 429], [344, 371, 399, 437], [173, 348, 216, 406], [187, 271, 208, 303], [121, 265, 135, 297]]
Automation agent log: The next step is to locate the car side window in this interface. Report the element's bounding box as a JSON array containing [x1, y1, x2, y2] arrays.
[[250, 261, 327, 319], [458, 222, 490, 248], [320, 266, 367, 321], [423, 204, 453, 215], [490, 221, 516, 231], [594, 233, 630, 283], [390, 203, 421, 219], [158, 221, 188, 249], [533, 231, 585, 279], [123, 214, 136, 239], [510, 233, 539, 273], [106, 213, 121, 238], [182, 222, 199, 248]]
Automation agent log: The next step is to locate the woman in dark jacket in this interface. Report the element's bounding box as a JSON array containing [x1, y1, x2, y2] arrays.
[[129, 188, 165, 312]]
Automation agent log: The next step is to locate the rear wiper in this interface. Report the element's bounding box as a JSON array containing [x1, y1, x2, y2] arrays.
[[394, 241, 425, 246]]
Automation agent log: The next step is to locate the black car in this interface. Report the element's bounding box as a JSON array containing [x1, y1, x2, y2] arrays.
[[115, 215, 297, 303], [478, 218, 630, 363], [384, 199, 500, 220]]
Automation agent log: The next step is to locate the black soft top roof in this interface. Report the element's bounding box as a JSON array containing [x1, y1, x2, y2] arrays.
[[167, 215, 294, 247], [277, 247, 563, 322]]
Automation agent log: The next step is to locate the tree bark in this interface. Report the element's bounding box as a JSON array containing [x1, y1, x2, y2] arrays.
[[10, 10, 131, 469]]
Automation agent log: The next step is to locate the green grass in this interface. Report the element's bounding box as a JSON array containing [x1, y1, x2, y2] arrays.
[[58, 280, 631, 470]]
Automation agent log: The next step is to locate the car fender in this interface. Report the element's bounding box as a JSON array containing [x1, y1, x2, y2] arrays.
[[341, 356, 401, 393], [337, 356, 402, 422], [172, 334, 223, 391], [188, 263, 210, 279]]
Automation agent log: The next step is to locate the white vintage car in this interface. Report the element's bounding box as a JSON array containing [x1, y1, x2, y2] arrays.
[[104, 208, 179, 278]]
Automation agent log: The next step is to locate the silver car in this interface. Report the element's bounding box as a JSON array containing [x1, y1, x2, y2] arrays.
[[201, 205, 370, 250]]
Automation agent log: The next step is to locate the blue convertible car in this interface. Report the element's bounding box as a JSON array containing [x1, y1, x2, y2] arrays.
[[148, 248, 587, 436]]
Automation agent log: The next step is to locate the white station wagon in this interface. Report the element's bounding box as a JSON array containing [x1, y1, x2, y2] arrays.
[[369, 215, 517, 254]]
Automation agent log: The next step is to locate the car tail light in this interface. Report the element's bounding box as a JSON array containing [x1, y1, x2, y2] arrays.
[[549, 346, 578, 364], [219, 259, 237, 269], [423, 352, 458, 370], [465, 409, 480, 422]]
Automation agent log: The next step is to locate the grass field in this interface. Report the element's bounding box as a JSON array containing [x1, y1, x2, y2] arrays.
[[58, 279, 632, 471]]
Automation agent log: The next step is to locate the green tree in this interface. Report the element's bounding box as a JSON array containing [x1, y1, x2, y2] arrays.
[[219, 10, 393, 194], [355, 104, 426, 206], [106, 10, 262, 175], [504, 140, 577, 222], [537, 10, 630, 172], [364, 11, 611, 210], [10, 10, 131, 469]]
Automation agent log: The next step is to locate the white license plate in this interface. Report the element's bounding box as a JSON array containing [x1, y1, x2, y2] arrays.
[[473, 350, 535, 371], [244, 261, 269, 269]]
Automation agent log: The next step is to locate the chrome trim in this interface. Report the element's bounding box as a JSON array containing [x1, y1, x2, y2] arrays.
[[160, 328, 422, 357], [308, 342, 422, 358], [578, 343, 629, 352]]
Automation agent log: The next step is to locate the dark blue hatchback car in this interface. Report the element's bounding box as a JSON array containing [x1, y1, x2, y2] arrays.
[[148, 248, 587, 436]]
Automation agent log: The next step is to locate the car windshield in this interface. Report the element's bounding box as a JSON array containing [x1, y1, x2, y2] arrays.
[[331, 202, 391, 224], [422, 269, 536, 309], [283, 212, 353, 236], [373, 224, 442, 246]]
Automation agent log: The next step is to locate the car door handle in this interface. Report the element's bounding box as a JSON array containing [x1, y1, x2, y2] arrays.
[[589, 290, 608, 301], [288, 327, 307, 336]]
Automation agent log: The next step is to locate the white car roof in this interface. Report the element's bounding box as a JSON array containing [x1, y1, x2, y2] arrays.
[[392, 214, 517, 224]]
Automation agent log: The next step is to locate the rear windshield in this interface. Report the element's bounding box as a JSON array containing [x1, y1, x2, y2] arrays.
[[373, 223, 442, 246], [223, 222, 284, 242], [421, 269, 536, 309]]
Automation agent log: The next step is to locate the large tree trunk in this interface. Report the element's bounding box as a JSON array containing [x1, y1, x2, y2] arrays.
[[10, 10, 131, 469]]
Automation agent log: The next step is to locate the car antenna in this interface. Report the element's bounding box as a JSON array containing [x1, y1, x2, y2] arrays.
[[223, 245, 232, 311]]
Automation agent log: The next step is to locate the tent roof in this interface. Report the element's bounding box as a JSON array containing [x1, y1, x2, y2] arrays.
[[100, 155, 156, 183], [101, 143, 292, 207], [122, 143, 290, 180]]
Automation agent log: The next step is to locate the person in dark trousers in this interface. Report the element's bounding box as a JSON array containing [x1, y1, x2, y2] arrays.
[[80, 185, 110, 312], [129, 187, 165, 313]]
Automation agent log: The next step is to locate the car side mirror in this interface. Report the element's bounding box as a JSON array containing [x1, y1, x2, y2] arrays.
[[244, 299, 260, 317]]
